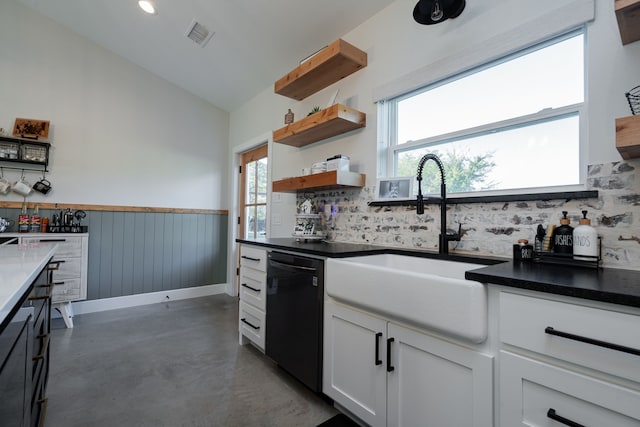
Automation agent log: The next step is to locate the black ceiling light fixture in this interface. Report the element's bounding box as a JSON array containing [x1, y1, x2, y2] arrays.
[[413, 0, 466, 25]]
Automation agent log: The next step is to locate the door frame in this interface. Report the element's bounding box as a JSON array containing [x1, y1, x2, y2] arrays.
[[227, 132, 272, 296]]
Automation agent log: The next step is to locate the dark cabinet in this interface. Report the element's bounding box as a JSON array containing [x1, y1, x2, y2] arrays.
[[0, 259, 53, 427], [0, 305, 33, 427], [24, 264, 53, 427]]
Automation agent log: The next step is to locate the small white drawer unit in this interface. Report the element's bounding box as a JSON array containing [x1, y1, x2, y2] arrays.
[[20, 233, 88, 329], [499, 291, 640, 426], [238, 245, 268, 350]]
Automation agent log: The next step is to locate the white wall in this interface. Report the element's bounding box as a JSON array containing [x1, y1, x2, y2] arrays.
[[229, 0, 640, 231], [0, 0, 229, 210]]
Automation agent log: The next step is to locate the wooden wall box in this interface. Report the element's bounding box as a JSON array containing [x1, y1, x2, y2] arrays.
[[274, 39, 367, 101], [272, 170, 366, 193], [616, 114, 640, 159], [273, 104, 365, 147], [615, 0, 640, 45]]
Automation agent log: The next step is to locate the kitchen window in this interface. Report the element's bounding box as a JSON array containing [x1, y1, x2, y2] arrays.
[[378, 29, 585, 196]]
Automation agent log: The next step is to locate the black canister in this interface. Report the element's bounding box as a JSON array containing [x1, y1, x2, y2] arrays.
[[513, 240, 533, 262], [553, 211, 573, 254]]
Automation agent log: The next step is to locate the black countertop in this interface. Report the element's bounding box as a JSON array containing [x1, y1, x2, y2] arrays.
[[236, 238, 503, 264], [238, 238, 640, 309], [465, 261, 640, 308]]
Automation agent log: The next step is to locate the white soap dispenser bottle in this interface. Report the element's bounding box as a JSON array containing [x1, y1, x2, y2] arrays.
[[573, 210, 598, 260]]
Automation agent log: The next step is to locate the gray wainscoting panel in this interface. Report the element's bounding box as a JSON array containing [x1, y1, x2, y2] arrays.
[[0, 208, 228, 300]]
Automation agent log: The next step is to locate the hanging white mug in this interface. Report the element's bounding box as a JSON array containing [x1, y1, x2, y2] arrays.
[[0, 178, 10, 195], [11, 178, 32, 196]]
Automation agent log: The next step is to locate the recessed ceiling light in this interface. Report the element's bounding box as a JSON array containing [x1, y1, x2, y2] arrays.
[[138, 0, 157, 15]]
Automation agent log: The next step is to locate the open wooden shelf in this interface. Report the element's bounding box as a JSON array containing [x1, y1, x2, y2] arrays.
[[273, 104, 365, 147], [615, 0, 640, 45], [274, 39, 367, 101], [272, 170, 366, 193], [616, 114, 640, 159]]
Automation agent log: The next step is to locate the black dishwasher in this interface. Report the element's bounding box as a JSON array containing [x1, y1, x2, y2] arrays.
[[266, 251, 324, 392]]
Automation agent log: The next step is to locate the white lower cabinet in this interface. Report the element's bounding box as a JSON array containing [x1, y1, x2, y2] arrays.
[[324, 301, 388, 426], [324, 300, 493, 427], [238, 245, 268, 351], [499, 291, 640, 426], [500, 350, 640, 426]]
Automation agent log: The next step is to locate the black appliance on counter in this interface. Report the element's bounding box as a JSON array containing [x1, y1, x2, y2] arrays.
[[266, 251, 324, 392]]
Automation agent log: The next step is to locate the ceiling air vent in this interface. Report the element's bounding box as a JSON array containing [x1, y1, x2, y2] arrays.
[[185, 19, 214, 47]]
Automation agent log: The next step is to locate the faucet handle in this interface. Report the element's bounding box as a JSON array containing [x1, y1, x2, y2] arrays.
[[446, 223, 462, 242]]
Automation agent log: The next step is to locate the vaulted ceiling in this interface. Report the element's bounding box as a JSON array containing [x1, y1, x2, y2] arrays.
[[19, 0, 396, 112]]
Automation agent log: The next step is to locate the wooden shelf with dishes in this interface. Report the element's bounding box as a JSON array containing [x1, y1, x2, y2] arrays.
[[272, 170, 366, 193], [273, 104, 365, 147], [272, 38, 367, 192], [274, 39, 367, 101], [615, 0, 640, 45], [616, 114, 640, 159]]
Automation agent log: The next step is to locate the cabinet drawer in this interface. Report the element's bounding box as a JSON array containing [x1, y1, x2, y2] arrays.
[[239, 266, 266, 311], [22, 236, 83, 258], [239, 301, 265, 350], [500, 292, 640, 383], [52, 258, 82, 280], [500, 351, 640, 426], [52, 278, 82, 303], [240, 246, 267, 273]]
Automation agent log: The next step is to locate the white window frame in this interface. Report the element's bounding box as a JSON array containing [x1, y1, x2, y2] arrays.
[[377, 28, 587, 197]]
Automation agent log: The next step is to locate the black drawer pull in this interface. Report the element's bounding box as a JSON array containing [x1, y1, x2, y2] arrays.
[[53, 281, 66, 286], [547, 408, 584, 427], [29, 285, 53, 301], [375, 332, 383, 366], [545, 326, 640, 356], [32, 334, 50, 361], [386, 338, 395, 372], [39, 238, 67, 243], [241, 255, 261, 262], [241, 283, 261, 293], [241, 318, 260, 330]]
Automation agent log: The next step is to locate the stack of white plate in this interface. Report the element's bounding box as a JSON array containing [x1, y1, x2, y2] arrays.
[[311, 161, 327, 174]]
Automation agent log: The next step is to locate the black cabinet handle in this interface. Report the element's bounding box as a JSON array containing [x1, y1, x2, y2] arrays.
[[386, 338, 395, 372], [39, 239, 67, 243], [32, 334, 50, 361], [375, 332, 383, 366], [547, 408, 584, 427], [241, 255, 261, 262], [241, 283, 261, 293], [545, 326, 640, 356], [241, 318, 260, 330]]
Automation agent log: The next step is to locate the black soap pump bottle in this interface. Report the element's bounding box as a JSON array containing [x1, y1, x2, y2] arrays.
[[553, 211, 574, 255]]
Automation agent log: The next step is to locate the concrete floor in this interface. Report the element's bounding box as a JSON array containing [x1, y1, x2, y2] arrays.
[[46, 295, 338, 427]]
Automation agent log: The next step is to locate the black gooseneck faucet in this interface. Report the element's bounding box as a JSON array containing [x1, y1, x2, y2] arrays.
[[416, 153, 461, 255]]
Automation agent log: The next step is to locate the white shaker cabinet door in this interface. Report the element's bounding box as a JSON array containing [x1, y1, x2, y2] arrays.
[[323, 301, 387, 427], [500, 350, 640, 426], [386, 323, 493, 427]]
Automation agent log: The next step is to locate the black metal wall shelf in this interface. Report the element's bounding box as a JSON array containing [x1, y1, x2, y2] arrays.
[[0, 135, 51, 170]]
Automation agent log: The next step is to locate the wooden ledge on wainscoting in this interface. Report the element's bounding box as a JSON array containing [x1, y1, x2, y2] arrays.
[[0, 201, 227, 215]]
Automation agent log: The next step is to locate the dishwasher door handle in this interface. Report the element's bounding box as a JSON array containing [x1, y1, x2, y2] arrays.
[[269, 258, 318, 272]]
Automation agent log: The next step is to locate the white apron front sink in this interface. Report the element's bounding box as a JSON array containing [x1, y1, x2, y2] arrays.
[[326, 254, 488, 343]]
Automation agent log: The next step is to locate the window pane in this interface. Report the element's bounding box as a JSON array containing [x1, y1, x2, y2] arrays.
[[257, 158, 267, 204], [397, 34, 583, 144], [397, 114, 579, 193], [246, 161, 256, 204], [256, 205, 266, 236], [245, 206, 255, 238]]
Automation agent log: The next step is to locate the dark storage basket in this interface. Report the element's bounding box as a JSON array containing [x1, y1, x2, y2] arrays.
[[626, 85, 640, 115]]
